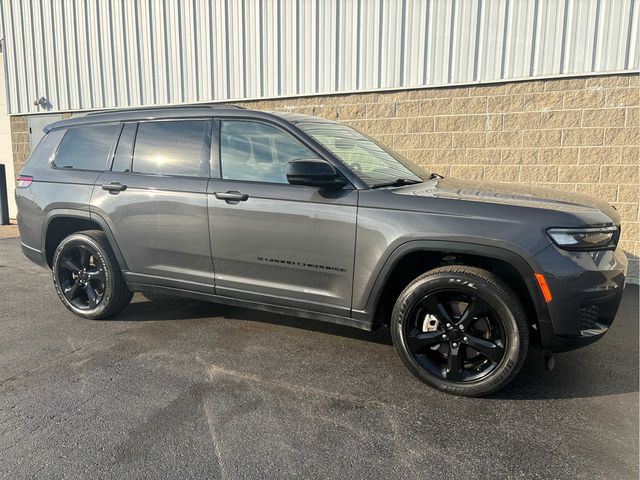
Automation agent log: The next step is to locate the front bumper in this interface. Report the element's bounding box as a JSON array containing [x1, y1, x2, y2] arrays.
[[532, 244, 627, 353]]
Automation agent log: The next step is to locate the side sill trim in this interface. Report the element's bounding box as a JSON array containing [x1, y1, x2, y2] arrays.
[[128, 282, 373, 332], [123, 271, 214, 291]]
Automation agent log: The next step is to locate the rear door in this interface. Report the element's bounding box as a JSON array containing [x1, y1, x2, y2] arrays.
[[92, 118, 215, 293], [207, 118, 358, 316]]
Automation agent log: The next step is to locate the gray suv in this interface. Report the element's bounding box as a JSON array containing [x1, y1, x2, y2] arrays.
[[16, 105, 627, 396]]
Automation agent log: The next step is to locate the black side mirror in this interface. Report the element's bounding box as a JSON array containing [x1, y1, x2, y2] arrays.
[[286, 159, 347, 189]]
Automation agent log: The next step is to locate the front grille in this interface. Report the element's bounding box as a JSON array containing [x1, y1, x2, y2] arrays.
[[579, 304, 600, 331]]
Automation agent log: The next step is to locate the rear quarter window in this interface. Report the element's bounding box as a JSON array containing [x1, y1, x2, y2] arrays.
[[53, 124, 119, 171], [23, 129, 65, 170]]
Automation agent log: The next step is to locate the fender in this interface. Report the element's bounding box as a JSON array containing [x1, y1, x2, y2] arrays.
[[41, 208, 129, 271], [41, 208, 91, 260], [351, 239, 551, 326]]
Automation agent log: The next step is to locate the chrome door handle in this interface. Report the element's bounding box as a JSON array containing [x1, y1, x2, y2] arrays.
[[214, 191, 249, 204], [101, 182, 127, 194]]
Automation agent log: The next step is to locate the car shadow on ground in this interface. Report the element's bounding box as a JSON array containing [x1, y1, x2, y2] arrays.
[[117, 287, 639, 402], [117, 293, 395, 345]]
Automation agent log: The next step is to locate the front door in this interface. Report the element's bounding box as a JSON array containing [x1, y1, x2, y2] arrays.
[[208, 119, 357, 316], [92, 118, 215, 293]]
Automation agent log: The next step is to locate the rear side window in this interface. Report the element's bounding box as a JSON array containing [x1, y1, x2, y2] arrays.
[[54, 124, 119, 170], [132, 120, 211, 177]]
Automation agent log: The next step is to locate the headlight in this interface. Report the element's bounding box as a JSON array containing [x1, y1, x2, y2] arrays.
[[547, 226, 620, 251]]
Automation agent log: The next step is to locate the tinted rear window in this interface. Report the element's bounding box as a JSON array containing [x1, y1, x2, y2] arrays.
[[25, 129, 65, 168], [132, 120, 211, 177], [54, 125, 119, 170]]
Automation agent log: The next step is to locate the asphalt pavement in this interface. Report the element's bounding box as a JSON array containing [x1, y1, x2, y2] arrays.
[[0, 237, 638, 479]]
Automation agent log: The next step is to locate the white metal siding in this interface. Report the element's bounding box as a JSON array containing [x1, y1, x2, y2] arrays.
[[0, 0, 638, 115]]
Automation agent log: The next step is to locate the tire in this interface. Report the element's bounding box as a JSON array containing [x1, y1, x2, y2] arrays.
[[52, 230, 133, 319], [391, 266, 529, 397]]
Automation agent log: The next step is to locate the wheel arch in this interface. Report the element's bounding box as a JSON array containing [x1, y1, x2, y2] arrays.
[[357, 240, 551, 336], [42, 209, 128, 271]]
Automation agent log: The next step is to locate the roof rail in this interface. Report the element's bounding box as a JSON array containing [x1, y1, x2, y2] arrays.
[[85, 103, 245, 116]]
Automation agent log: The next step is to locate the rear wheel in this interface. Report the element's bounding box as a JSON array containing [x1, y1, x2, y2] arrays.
[[391, 266, 528, 397], [52, 230, 132, 319]]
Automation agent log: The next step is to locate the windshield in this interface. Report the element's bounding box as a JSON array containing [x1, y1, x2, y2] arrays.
[[295, 121, 426, 187]]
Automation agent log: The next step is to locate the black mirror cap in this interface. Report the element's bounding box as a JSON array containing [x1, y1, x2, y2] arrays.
[[286, 159, 348, 189]]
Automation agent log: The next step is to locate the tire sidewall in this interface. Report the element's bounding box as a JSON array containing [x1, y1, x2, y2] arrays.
[[392, 272, 523, 396], [52, 233, 116, 319]]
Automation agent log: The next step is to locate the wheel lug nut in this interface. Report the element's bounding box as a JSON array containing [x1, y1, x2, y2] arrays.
[[446, 323, 451, 328], [459, 325, 464, 330], [442, 334, 448, 340], [463, 336, 468, 342], [452, 342, 458, 348]]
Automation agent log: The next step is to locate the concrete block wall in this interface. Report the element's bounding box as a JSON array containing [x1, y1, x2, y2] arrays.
[[9, 116, 30, 175], [9, 73, 640, 280]]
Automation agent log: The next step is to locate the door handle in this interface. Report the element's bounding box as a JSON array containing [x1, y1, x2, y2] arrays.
[[214, 191, 249, 204], [101, 182, 128, 194]]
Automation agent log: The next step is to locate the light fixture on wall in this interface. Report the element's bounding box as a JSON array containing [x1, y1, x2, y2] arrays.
[[33, 96, 51, 110]]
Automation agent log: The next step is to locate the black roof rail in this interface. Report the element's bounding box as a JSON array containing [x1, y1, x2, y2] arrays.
[[85, 103, 245, 116]]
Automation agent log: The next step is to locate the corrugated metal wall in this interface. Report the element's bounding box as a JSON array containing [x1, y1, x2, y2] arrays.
[[0, 0, 638, 115]]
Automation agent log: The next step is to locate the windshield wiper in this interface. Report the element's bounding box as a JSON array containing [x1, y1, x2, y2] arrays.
[[371, 178, 422, 188]]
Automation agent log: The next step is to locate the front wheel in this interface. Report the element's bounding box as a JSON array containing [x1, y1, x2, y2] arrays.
[[391, 266, 529, 397], [52, 230, 133, 319]]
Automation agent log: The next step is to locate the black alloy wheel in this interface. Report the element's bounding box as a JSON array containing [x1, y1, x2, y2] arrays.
[[391, 266, 529, 396], [405, 289, 506, 382], [56, 244, 106, 310], [52, 230, 132, 319]]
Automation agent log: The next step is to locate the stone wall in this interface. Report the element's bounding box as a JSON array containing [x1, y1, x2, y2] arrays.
[[9, 116, 30, 175], [10, 73, 639, 279]]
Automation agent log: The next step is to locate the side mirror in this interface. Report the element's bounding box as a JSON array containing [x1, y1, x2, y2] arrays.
[[286, 159, 347, 189]]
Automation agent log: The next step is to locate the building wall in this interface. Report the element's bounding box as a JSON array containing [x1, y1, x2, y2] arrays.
[[10, 73, 640, 280], [0, 50, 16, 218], [1, 0, 638, 114]]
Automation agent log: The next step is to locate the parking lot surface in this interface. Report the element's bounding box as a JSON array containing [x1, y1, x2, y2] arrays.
[[0, 237, 638, 479]]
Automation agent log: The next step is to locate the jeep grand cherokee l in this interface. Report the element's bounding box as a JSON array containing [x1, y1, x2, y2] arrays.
[[15, 105, 627, 396]]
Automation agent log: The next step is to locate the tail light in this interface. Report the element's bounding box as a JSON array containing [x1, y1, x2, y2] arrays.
[[16, 175, 33, 188]]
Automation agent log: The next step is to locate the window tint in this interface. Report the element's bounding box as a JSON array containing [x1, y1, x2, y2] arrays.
[[220, 121, 314, 184], [297, 121, 423, 187], [54, 124, 119, 170], [133, 120, 211, 177], [111, 123, 137, 172], [26, 129, 65, 168]]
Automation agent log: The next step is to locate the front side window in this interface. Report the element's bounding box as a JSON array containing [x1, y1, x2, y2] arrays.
[[54, 124, 119, 170], [296, 121, 424, 187], [220, 120, 314, 184], [132, 120, 211, 177]]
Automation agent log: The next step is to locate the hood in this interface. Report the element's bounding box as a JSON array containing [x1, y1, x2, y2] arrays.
[[392, 177, 620, 224]]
